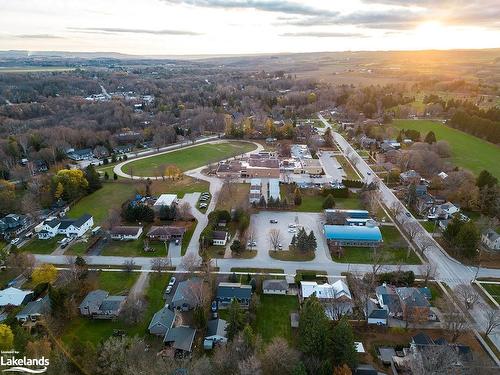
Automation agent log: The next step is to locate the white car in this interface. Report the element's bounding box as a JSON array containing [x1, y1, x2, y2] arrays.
[[168, 277, 176, 286], [10, 238, 20, 246], [165, 285, 173, 295], [288, 228, 297, 233], [288, 224, 297, 228]]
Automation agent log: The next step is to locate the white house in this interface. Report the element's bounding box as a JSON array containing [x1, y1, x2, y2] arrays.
[[37, 214, 94, 239], [301, 280, 352, 301], [212, 231, 228, 246], [262, 279, 289, 295], [482, 229, 500, 251], [0, 287, 33, 307], [110, 226, 143, 241], [153, 194, 178, 211]]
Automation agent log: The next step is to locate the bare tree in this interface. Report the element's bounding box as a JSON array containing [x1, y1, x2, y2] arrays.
[[454, 284, 479, 310], [120, 296, 146, 325], [404, 221, 420, 244], [150, 258, 170, 273], [181, 253, 201, 273], [323, 287, 351, 321], [104, 207, 121, 230], [177, 201, 192, 220], [268, 229, 282, 251], [390, 201, 404, 220], [184, 279, 210, 308], [418, 263, 437, 286], [123, 259, 136, 273], [438, 299, 470, 342], [417, 233, 435, 256], [247, 229, 257, 250], [409, 345, 460, 375], [484, 309, 500, 335]]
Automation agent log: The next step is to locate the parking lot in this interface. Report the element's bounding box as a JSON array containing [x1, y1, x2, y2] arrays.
[[248, 211, 330, 262], [318, 151, 346, 182]]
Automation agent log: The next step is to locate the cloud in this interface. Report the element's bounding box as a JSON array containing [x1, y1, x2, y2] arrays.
[[15, 34, 64, 39], [68, 27, 202, 36], [280, 31, 367, 38], [162, 0, 339, 17]]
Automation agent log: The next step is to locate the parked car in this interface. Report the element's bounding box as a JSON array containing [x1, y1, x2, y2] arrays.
[[165, 285, 173, 294], [247, 241, 257, 247], [169, 277, 176, 286], [288, 224, 297, 228], [175, 239, 180, 245], [270, 219, 278, 223], [10, 238, 20, 246], [288, 228, 296, 233], [367, 171, 372, 175], [278, 243, 283, 250]]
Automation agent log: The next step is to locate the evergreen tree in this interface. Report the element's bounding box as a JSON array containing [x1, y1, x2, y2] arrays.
[[476, 170, 498, 188], [407, 183, 417, 207], [308, 230, 317, 251], [113, 172, 118, 180], [193, 305, 207, 329], [298, 296, 332, 359], [296, 228, 309, 252], [322, 194, 335, 209], [331, 318, 358, 369], [294, 188, 302, 205], [424, 131, 436, 144], [456, 221, 480, 258], [290, 234, 297, 248], [104, 171, 109, 180], [226, 299, 245, 340]]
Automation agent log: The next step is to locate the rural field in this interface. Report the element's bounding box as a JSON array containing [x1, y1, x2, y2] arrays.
[[122, 141, 256, 177], [392, 119, 500, 177]]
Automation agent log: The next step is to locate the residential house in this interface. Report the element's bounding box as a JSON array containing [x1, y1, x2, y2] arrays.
[[397, 287, 431, 321], [262, 279, 289, 295], [31, 160, 48, 175], [358, 135, 377, 149], [15, 295, 50, 322], [0, 287, 33, 307], [416, 194, 435, 215], [153, 194, 178, 211], [427, 202, 460, 220], [66, 148, 94, 161], [170, 278, 203, 311], [375, 284, 402, 319], [204, 318, 228, 349], [37, 214, 94, 239], [249, 178, 263, 203], [110, 226, 143, 241], [0, 214, 29, 239], [324, 224, 382, 247], [216, 282, 252, 309], [365, 300, 388, 326], [147, 226, 185, 241], [400, 170, 421, 185], [300, 280, 353, 318], [93, 145, 109, 159], [482, 229, 500, 251], [415, 184, 427, 197], [410, 333, 473, 364], [212, 231, 228, 246], [79, 290, 126, 319], [148, 306, 175, 336], [164, 326, 196, 354], [354, 364, 378, 375]]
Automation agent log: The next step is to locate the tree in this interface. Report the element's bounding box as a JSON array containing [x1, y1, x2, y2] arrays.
[[0, 324, 14, 350], [485, 309, 500, 335], [104, 171, 109, 180], [52, 169, 89, 201], [417, 234, 435, 256], [322, 194, 335, 209], [424, 131, 436, 144], [165, 164, 182, 180], [54, 181, 64, 199], [177, 201, 192, 220], [323, 128, 334, 148], [268, 229, 282, 251], [26, 338, 52, 358], [331, 318, 358, 369], [231, 240, 243, 255], [298, 296, 332, 359], [404, 221, 420, 244], [113, 172, 118, 180], [123, 259, 136, 273], [307, 230, 317, 251], [418, 263, 437, 286], [261, 337, 301, 375], [226, 299, 245, 340], [476, 170, 498, 189], [120, 297, 146, 325], [84, 164, 102, 193], [438, 300, 469, 342], [150, 257, 170, 273], [180, 252, 201, 273], [333, 364, 352, 375], [32, 263, 58, 285], [193, 305, 207, 329], [294, 188, 302, 206], [454, 284, 479, 310]]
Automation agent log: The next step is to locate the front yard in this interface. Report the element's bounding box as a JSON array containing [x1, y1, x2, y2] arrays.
[[100, 236, 167, 257], [269, 249, 315, 261], [21, 235, 63, 254]]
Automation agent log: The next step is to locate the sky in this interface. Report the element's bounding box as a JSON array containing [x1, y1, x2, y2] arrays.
[[0, 0, 499, 55]]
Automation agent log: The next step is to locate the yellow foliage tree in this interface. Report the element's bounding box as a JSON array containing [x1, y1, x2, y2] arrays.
[[53, 169, 88, 200], [333, 364, 352, 375], [307, 92, 317, 103], [165, 165, 182, 180], [0, 324, 14, 350], [264, 118, 275, 137], [54, 182, 64, 199], [31, 264, 58, 285], [243, 117, 253, 137], [224, 114, 234, 136]]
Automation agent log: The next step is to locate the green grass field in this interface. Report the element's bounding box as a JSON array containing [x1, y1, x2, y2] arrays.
[[481, 283, 500, 304], [101, 237, 166, 257], [333, 226, 421, 264], [21, 235, 63, 254], [122, 141, 256, 177], [254, 295, 299, 344], [392, 119, 500, 177]]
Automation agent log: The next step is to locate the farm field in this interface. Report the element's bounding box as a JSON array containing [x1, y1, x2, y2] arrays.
[[392, 120, 500, 177], [122, 141, 256, 177]]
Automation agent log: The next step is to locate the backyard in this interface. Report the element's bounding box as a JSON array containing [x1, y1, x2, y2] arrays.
[[333, 226, 421, 264], [121, 141, 256, 177], [392, 119, 500, 177], [254, 295, 299, 344]]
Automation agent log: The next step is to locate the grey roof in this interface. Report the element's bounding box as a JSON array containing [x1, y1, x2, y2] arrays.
[[16, 295, 50, 319], [58, 219, 74, 230], [206, 318, 227, 338], [79, 290, 108, 310], [485, 229, 499, 241], [212, 231, 228, 240], [217, 283, 252, 300], [71, 148, 93, 156], [263, 279, 288, 291], [379, 347, 396, 364], [100, 296, 126, 311], [412, 332, 434, 346], [397, 287, 430, 308], [72, 213, 93, 228], [110, 226, 142, 236], [164, 326, 196, 352], [366, 300, 388, 320], [148, 307, 175, 331], [171, 278, 203, 308], [44, 218, 61, 228]]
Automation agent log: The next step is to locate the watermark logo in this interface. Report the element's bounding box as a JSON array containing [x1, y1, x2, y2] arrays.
[[1, 351, 49, 373]]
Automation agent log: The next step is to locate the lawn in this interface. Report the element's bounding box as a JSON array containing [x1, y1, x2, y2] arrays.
[[122, 141, 256, 177], [216, 183, 250, 211], [254, 295, 299, 344], [62, 272, 170, 348], [21, 235, 63, 254], [101, 236, 166, 257], [481, 283, 500, 304], [181, 220, 197, 256], [336, 155, 361, 180], [97, 271, 139, 295], [392, 119, 500, 178], [230, 268, 285, 274], [333, 226, 421, 264], [65, 241, 89, 256], [420, 221, 438, 233], [269, 250, 315, 261]]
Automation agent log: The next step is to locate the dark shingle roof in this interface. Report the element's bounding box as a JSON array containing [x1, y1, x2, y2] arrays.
[[206, 318, 227, 338], [216, 283, 252, 300], [164, 326, 196, 352], [148, 306, 175, 331], [412, 332, 434, 346]]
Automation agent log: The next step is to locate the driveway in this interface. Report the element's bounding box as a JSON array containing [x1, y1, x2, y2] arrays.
[[319, 151, 346, 182], [168, 240, 182, 259]]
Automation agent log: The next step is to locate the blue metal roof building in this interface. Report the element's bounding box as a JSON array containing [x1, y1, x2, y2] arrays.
[[324, 224, 382, 247], [325, 209, 370, 219]]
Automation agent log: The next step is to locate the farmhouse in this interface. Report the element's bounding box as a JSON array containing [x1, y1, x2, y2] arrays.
[[216, 282, 252, 309], [147, 226, 185, 241], [79, 290, 126, 319], [262, 279, 289, 295], [37, 214, 94, 239], [212, 231, 229, 246], [110, 226, 143, 241], [324, 224, 382, 247], [481, 229, 500, 251], [300, 280, 353, 318], [0, 287, 33, 307]]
